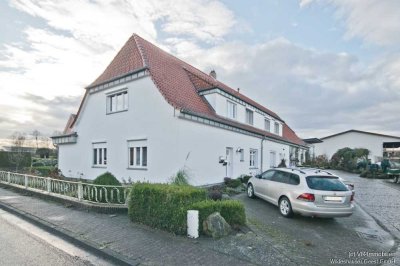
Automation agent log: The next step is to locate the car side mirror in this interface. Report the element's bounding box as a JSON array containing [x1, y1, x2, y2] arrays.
[[255, 174, 261, 179]]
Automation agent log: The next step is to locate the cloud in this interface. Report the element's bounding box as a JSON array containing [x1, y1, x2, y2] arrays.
[[0, 93, 81, 138], [299, 0, 400, 46], [0, 0, 236, 139], [174, 38, 400, 137]]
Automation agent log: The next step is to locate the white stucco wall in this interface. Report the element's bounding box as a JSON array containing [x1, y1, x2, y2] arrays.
[[206, 92, 282, 137], [313, 132, 400, 162], [57, 76, 304, 185]]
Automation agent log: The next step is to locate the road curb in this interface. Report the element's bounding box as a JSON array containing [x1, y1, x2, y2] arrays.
[[0, 200, 139, 266]]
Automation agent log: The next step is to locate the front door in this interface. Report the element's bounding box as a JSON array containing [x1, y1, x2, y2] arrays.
[[270, 151, 276, 168], [226, 147, 234, 178]]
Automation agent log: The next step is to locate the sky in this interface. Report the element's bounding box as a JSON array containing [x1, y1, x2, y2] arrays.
[[1, 0, 400, 143]]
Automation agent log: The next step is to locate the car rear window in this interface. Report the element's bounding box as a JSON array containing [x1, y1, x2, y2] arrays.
[[305, 176, 348, 191]]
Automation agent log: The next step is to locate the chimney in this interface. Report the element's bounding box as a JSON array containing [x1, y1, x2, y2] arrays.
[[237, 88, 240, 93], [209, 70, 217, 79]]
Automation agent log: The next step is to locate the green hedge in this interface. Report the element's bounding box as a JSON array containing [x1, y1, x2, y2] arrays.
[[0, 151, 31, 169], [190, 200, 246, 230], [128, 183, 207, 234]]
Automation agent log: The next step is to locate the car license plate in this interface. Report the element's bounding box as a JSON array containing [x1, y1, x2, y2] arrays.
[[324, 196, 343, 201]]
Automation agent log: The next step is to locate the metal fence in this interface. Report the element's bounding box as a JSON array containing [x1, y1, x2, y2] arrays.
[[0, 171, 129, 205]]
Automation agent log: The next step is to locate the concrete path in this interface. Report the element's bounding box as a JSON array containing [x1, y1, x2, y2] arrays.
[[329, 170, 400, 265]]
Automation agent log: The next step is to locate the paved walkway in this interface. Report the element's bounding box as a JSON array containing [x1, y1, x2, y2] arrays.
[[329, 170, 400, 265], [0, 186, 296, 266]]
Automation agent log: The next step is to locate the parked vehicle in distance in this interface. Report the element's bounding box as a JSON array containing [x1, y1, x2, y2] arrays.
[[247, 168, 354, 218]]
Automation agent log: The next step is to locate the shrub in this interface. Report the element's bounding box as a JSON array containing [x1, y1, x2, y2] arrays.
[[190, 200, 246, 231], [170, 169, 190, 186], [224, 177, 242, 188], [360, 170, 368, 178], [32, 166, 57, 177], [91, 172, 122, 203], [128, 183, 207, 234], [239, 175, 251, 184], [93, 172, 121, 186], [208, 189, 222, 201]]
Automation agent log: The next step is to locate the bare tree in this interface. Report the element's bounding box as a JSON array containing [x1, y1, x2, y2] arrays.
[[8, 132, 28, 171], [32, 130, 41, 149]]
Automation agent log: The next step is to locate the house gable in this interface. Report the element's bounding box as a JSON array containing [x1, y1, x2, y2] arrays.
[[67, 34, 306, 148]]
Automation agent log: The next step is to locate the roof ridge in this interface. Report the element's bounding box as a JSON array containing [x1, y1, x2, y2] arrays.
[[132, 34, 148, 67]]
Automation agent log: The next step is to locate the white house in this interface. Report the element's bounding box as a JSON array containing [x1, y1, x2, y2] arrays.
[[52, 34, 307, 185], [311, 129, 400, 163]]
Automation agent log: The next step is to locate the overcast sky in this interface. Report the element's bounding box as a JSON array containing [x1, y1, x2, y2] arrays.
[[1, 0, 400, 142]]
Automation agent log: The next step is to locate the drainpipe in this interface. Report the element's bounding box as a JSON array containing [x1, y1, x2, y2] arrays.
[[260, 136, 267, 172]]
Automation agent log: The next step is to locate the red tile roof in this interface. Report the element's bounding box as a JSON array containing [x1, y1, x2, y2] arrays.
[[83, 34, 306, 147]]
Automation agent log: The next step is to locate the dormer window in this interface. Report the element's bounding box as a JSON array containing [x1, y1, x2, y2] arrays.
[[107, 90, 128, 113], [227, 100, 237, 119], [246, 109, 254, 125], [265, 118, 270, 132], [274, 122, 280, 135]]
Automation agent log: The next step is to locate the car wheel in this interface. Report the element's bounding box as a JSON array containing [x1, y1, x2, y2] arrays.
[[279, 197, 294, 218], [247, 184, 255, 198]]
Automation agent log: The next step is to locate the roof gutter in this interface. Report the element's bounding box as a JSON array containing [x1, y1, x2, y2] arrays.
[[179, 109, 308, 149]]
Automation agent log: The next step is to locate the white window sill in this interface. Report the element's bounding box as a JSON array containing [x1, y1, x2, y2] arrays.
[[92, 165, 107, 168], [249, 167, 259, 170], [127, 167, 148, 171], [106, 109, 128, 115]]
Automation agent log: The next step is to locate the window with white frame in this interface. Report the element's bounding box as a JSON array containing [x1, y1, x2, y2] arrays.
[[246, 109, 254, 125], [128, 140, 147, 168], [227, 100, 237, 119], [274, 122, 280, 134], [250, 149, 258, 168], [107, 90, 128, 113], [93, 143, 107, 166], [265, 118, 271, 132]]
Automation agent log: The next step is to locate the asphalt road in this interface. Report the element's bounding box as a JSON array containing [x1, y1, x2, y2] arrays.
[[0, 209, 113, 266], [235, 172, 396, 266]]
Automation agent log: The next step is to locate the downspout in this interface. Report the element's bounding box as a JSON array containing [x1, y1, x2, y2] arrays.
[[260, 135, 267, 172]]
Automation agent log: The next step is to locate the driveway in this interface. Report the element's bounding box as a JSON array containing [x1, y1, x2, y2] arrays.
[[234, 170, 397, 266]]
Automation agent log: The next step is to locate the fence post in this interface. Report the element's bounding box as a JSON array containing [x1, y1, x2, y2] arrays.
[[78, 182, 83, 201], [47, 177, 51, 193], [24, 175, 28, 189], [7, 172, 10, 183]]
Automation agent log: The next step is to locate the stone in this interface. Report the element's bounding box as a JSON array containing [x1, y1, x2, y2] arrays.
[[203, 212, 231, 239]]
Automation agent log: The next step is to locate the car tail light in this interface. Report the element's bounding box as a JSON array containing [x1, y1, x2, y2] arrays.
[[350, 192, 355, 202], [297, 193, 315, 202]]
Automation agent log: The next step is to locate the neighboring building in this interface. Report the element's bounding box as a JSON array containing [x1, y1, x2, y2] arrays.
[[52, 34, 307, 185], [312, 129, 400, 163], [303, 138, 323, 160]]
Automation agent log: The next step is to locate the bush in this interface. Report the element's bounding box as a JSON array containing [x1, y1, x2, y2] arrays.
[[0, 151, 31, 170], [128, 183, 207, 234], [224, 177, 242, 188], [91, 172, 122, 203], [190, 200, 246, 231], [32, 166, 56, 176], [93, 172, 121, 186], [170, 169, 190, 186], [208, 189, 222, 201], [239, 175, 251, 184]]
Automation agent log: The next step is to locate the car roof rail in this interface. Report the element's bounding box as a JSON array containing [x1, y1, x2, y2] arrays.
[[288, 167, 306, 174], [314, 169, 333, 175]]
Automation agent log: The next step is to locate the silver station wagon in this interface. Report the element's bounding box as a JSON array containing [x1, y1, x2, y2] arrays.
[[247, 168, 354, 218]]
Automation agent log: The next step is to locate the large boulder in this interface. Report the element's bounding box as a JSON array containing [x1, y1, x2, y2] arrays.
[[203, 212, 231, 238]]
